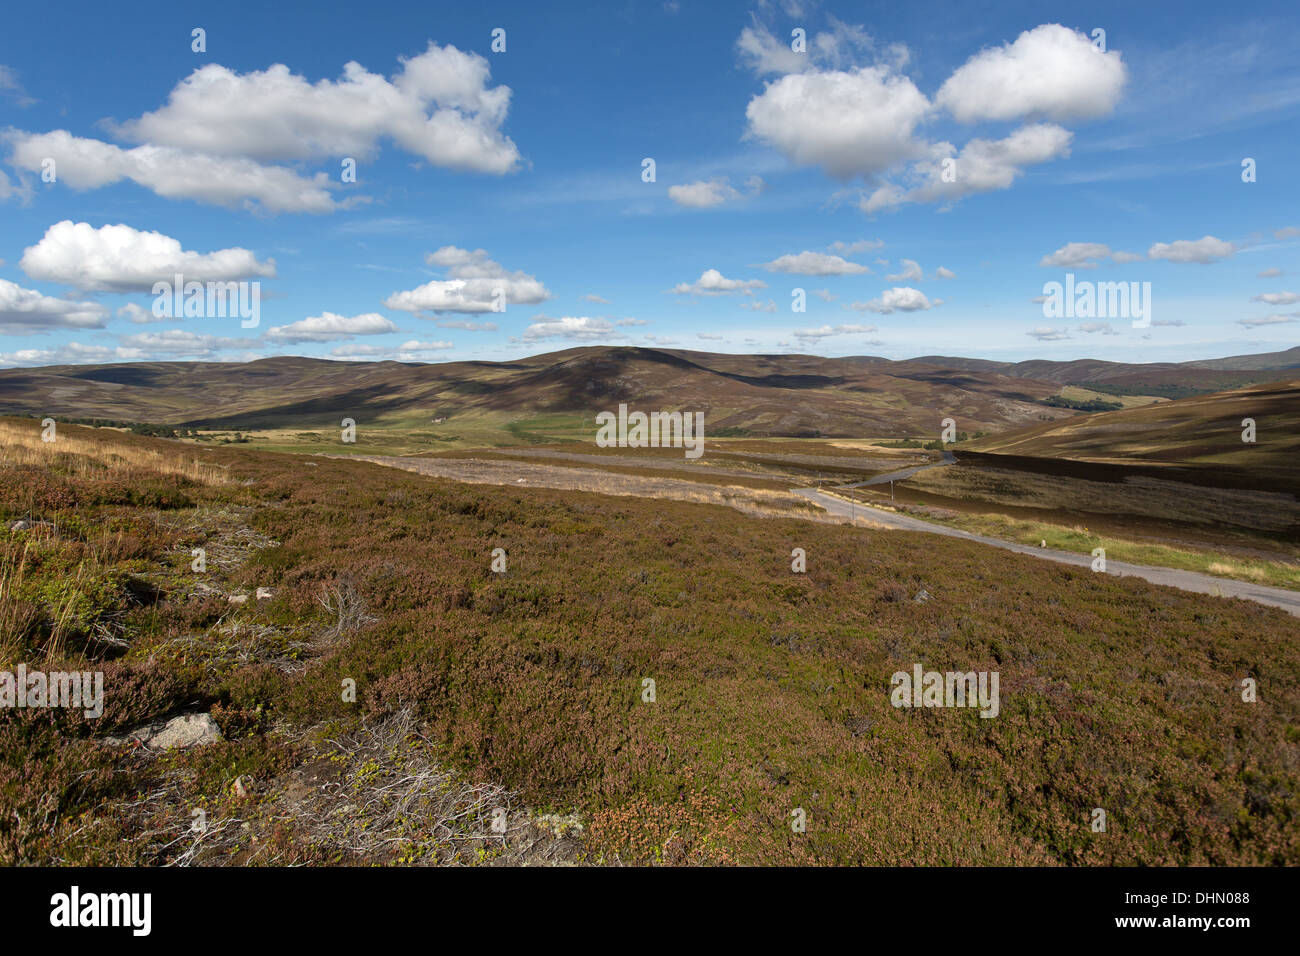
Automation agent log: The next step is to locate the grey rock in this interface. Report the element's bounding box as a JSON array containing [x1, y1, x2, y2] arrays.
[[103, 712, 222, 750], [11, 519, 54, 532], [147, 714, 222, 749]]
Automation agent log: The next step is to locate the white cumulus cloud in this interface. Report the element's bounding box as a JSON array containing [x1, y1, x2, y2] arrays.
[[384, 246, 549, 314], [886, 259, 923, 282], [668, 179, 737, 208], [1147, 236, 1235, 264], [110, 45, 519, 174], [936, 24, 1126, 123], [847, 287, 934, 314], [266, 311, 399, 343], [760, 251, 870, 275], [0, 278, 109, 333], [7, 130, 343, 214], [20, 220, 276, 292], [670, 269, 768, 296], [5, 44, 519, 214], [0, 342, 143, 368], [741, 23, 1118, 212], [519, 316, 620, 341], [118, 329, 252, 357], [793, 323, 877, 340], [745, 65, 930, 179], [1039, 242, 1114, 269], [863, 123, 1072, 212]]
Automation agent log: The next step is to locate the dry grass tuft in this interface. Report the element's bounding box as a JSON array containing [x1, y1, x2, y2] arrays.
[[316, 581, 378, 646], [0, 418, 230, 486]]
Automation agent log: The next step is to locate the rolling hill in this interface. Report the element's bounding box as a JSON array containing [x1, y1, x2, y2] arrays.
[[0, 347, 1070, 437], [899, 347, 1300, 393], [1, 345, 1297, 441], [961, 378, 1300, 495]]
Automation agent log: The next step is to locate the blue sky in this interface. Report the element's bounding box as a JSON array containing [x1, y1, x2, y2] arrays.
[[1, 0, 1297, 368]]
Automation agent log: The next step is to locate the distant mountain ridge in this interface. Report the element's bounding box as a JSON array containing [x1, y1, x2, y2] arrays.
[[0, 345, 1296, 439], [899, 345, 1300, 383]]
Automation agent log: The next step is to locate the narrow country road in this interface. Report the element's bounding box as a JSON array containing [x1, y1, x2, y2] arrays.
[[841, 451, 955, 488], [793, 486, 1300, 617]]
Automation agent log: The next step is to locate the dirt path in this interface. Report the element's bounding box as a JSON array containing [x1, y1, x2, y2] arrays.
[[422, 448, 788, 481], [348, 455, 830, 520]]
